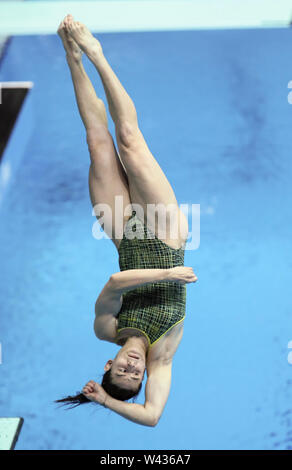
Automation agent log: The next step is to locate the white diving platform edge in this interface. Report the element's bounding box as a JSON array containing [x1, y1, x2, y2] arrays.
[[0, 417, 24, 450]]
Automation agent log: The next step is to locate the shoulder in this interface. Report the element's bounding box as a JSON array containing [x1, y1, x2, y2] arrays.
[[93, 315, 118, 343]]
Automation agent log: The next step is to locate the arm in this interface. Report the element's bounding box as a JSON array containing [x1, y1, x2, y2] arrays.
[[93, 270, 168, 341], [109, 268, 170, 293], [82, 361, 172, 427], [93, 270, 168, 342], [93, 277, 123, 342], [110, 266, 198, 293], [94, 267, 197, 341]]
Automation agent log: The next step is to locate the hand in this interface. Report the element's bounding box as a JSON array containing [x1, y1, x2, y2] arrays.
[[167, 266, 198, 284], [82, 380, 108, 406]]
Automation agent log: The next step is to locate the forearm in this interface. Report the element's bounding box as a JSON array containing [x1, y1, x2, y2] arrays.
[[91, 51, 138, 127], [104, 396, 155, 427], [110, 269, 170, 293]]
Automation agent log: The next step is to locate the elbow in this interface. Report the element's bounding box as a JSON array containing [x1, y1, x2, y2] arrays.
[[149, 415, 159, 427], [144, 405, 161, 427], [108, 274, 118, 290], [109, 274, 116, 284], [149, 419, 158, 428]]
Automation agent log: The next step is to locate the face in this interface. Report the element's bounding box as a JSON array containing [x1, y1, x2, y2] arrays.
[[105, 347, 146, 391]]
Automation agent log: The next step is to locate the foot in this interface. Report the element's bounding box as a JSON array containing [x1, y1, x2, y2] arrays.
[[57, 15, 83, 63], [65, 16, 103, 61]]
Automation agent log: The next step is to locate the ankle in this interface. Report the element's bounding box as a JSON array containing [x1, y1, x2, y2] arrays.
[[87, 47, 104, 67]]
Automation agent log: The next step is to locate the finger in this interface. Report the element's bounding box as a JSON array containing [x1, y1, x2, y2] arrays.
[[82, 392, 95, 401], [84, 382, 95, 392]]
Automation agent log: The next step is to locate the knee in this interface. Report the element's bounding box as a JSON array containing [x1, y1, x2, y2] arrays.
[[116, 121, 140, 148], [86, 129, 115, 175], [86, 126, 112, 154]]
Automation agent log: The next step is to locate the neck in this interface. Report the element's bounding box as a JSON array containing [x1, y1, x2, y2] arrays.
[[116, 329, 150, 350]]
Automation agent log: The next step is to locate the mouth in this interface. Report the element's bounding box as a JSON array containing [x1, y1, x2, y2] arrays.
[[128, 353, 140, 360]]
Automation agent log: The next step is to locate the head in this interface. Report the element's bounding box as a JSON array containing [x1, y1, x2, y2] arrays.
[[104, 343, 146, 393], [55, 340, 146, 408]]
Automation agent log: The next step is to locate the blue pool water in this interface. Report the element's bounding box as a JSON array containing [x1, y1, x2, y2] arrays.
[[0, 28, 291, 450]]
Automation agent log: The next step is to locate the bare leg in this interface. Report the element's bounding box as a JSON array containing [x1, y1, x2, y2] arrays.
[[58, 16, 131, 250], [66, 18, 188, 248], [60, 16, 108, 130], [65, 17, 137, 129]]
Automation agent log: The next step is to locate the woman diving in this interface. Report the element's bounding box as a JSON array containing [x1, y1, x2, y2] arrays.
[[56, 15, 197, 427]]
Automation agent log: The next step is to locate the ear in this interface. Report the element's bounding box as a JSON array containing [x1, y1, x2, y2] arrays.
[[104, 360, 113, 372]]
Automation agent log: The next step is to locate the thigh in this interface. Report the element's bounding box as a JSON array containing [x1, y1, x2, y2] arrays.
[[89, 140, 132, 251], [116, 128, 188, 248]]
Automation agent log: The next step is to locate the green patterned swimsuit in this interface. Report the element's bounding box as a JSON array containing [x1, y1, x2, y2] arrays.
[[117, 211, 187, 348]]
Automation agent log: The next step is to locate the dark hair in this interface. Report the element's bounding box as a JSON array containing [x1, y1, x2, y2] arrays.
[[55, 369, 142, 409]]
